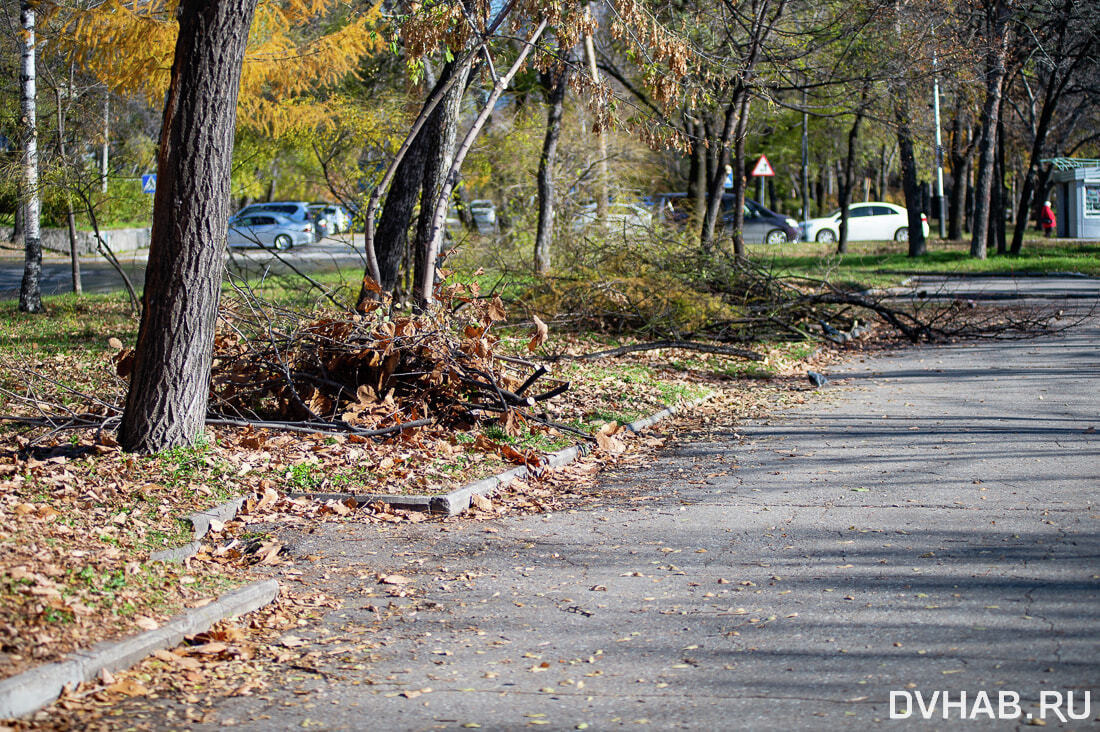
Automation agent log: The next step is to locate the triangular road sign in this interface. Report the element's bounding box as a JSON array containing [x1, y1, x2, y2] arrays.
[[751, 155, 775, 177]]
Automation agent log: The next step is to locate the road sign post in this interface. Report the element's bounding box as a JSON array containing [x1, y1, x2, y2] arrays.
[[752, 155, 775, 204]]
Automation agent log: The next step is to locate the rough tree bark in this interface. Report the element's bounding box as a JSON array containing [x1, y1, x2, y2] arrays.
[[970, 1, 1009, 260], [417, 20, 548, 305], [374, 133, 429, 293], [700, 94, 740, 253], [534, 51, 570, 275], [947, 103, 973, 240], [118, 0, 257, 453], [895, 98, 926, 257], [413, 60, 471, 292], [728, 94, 751, 258], [837, 91, 868, 254], [18, 0, 42, 314]]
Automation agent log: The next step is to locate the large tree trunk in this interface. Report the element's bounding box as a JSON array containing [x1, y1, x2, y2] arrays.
[[1010, 63, 1067, 255], [18, 0, 42, 314], [413, 60, 471, 292], [947, 104, 972, 240], [895, 99, 926, 257], [970, 5, 1009, 260], [374, 134, 429, 293], [700, 94, 742, 252], [534, 56, 569, 275], [119, 0, 256, 453], [837, 102, 866, 254], [417, 20, 547, 305], [992, 118, 1006, 255]]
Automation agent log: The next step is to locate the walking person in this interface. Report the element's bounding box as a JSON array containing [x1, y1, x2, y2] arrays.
[[1039, 200, 1057, 238]]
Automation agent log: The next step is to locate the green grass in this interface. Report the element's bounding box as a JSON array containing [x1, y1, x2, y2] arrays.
[[747, 238, 1100, 289]]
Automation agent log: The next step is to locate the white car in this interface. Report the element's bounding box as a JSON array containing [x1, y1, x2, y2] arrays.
[[571, 202, 653, 234], [801, 202, 930, 243], [227, 212, 314, 250]]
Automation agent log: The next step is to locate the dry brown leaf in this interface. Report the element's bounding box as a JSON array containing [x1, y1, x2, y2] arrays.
[[527, 315, 548, 352], [107, 678, 149, 697], [487, 296, 507, 323], [379, 574, 413, 586], [133, 616, 159, 631]]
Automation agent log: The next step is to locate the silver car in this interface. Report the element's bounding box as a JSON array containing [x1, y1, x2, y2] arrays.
[[227, 212, 314, 250]]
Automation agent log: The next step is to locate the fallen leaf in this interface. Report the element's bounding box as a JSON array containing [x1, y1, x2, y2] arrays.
[[379, 574, 413, 586]]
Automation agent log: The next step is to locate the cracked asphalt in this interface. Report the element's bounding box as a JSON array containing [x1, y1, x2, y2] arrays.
[[135, 309, 1098, 731]]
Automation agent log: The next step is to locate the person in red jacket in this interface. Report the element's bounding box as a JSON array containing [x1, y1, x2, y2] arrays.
[[1039, 200, 1057, 238]]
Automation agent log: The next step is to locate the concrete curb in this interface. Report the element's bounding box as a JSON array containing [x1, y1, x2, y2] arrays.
[[0, 579, 279, 720], [149, 497, 247, 563], [428, 392, 714, 516], [284, 392, 714, 518]]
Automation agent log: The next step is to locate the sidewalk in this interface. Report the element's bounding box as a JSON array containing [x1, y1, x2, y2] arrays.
[[54, 311, 1098, 729]]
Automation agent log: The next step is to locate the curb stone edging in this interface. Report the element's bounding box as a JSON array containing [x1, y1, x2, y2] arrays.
[[285, 392, 715, 518], [0, 579, 279, 720], [428, 392, 714, 516], [149, 496, 247, 563]]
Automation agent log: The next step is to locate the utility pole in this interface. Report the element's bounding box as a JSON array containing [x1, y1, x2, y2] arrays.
[[932, 50, 946, 238]]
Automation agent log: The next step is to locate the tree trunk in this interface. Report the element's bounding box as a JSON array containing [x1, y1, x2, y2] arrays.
[[947, 106, 971, 240], [119, 0, 257, 453], [413, 59, 471, 293], [729, 95, 751, 258], [837, 103, 866, 254], [534, 55, 569, 275], [56, 86, 82, 296], [100, 94, 109, 193], [970, 5, 1008, 260], [417, 20, 548, 305], [18, 0, 42, 314], [374, 133, 429, 293], [700, 95, 741, 252], [687, 119, 707, 233], [1010, 71, 1065, 255], [993, 118, 1006, 255], [583, 15, 608, 221], [895, 98, 925, 257]]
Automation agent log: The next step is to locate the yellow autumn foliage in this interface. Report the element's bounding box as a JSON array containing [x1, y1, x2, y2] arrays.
[[60, 0, 384, 135]]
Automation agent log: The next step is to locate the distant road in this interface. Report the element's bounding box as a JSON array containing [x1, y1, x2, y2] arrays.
[[0, 237, 367, 299]]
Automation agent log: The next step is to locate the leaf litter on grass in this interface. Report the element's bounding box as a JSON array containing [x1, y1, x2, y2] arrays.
[[0, 283, 839, 718]]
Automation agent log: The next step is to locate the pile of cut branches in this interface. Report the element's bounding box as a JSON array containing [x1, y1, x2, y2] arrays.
[[195, 282, 564, 437], [519, 243, 1068, 350]]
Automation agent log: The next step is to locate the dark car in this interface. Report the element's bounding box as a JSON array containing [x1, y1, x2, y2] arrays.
[[655, 192, 799, 243]]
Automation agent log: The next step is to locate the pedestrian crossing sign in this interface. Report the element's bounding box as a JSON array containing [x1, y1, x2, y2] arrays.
[[141, 174, 157, 194]]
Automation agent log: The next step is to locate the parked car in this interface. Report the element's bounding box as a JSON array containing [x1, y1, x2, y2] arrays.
[[800, 202, 930, 243], [227, 212, 313, 250], [309, 203, 351, 234], [468, 200, 498, 235], [725, 199, 800, 244], [655, 192, 799, 243], [236, 202, 319, 240], [571, 202, 653, 234]]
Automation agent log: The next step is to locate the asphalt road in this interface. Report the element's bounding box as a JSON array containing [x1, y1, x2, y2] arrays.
[[107, 304, 1099, 729], [0, 238, 366, 299]]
